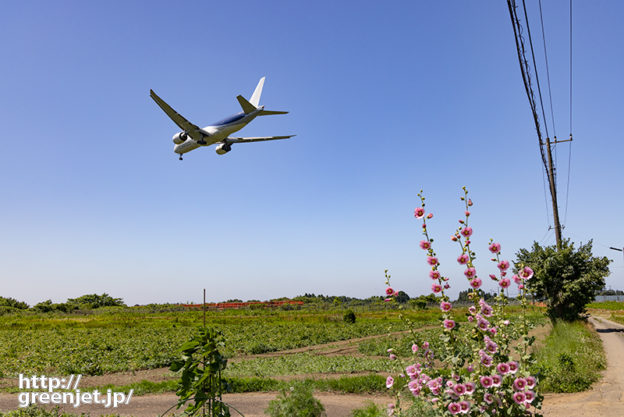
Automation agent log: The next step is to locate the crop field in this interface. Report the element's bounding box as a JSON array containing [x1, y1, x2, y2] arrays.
[[0, 306, 446, 378]]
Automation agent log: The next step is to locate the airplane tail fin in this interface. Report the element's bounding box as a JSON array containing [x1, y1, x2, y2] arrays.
[[250, 76, 265, 107]]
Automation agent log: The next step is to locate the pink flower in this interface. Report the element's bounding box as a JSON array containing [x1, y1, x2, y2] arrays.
[[480, 304, 493, 317], [427, 256, 439, 266], [489, 242, 501, 253], [457, 254, 469, 265], [408, 379, 421, 396], [526, 376, 536, 388], [419, 240, 431, 250], [448, 402, 461, 415], [412, 344, 418, 353], [443, 319, 456, 330], [489, 274, 497, 281], [481, 355, 493, 367], [485, 340, 498, 354], [470, 278, 482, 289], [406, 365, 418, 379], [440, 301, 452, 312], [453, 383, 466, 395], [465, 210, 471, 216], [422, 341, 429, 349], [464, 382, 475, 394], [508, 361, 518, 374], [467, 316, 474, 322], [461, 227, 473, 237], [513, 378, 527, 391], [499, 278, 511, 289], [429, 270, 441, 280], [519, 266, 534, 279], [444, 283, 450, 289], [468, 306, 477, 315], [459, 401, 470, 413], [467, 364, 474, 372], [496, 363, 510, 374], [518, 284, 525, 289], [497, 260, 510, 271], [389, 354, 397, 360], [491, 374, 502, 387], [464, 267, 476, 278], [480, 376, 493, 388], [432, 283, 442, 293], [484, 393, 494, 404], [385, 287, 395, 296], [427, 213, 433, 219], [525, 390, 535, 403], [414, 207, 425, 218], [513, 392, 526, 404], [386, 376, 394, 388], [489, 327, 497, 335]]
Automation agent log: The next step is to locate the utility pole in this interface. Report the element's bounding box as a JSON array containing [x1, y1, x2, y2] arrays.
[[542, 135, 572, 251]]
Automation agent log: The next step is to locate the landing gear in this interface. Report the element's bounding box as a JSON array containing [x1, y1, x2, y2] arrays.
[[179, 154, 183, 160]]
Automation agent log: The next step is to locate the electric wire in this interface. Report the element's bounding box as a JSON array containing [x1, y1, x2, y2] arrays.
[[563, 0, 573, 225], [538, 0, 557, 138]]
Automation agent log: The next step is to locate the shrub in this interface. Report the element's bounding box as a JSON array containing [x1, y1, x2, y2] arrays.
[[343, 310, 357, 324], [265, 383, 326, 417]]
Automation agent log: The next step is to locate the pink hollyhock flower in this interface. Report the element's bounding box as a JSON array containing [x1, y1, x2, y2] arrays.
[[489, 274, 497, 280], [461, 227, 473, 237], [497, 260, 510, 271], [508, 361, 519, 374], [387, 348, 393, 353], [496, 363, 510, 374], [429, 270, 441, 280], [484, 393, 494, 404], [468, 306, 477, 315], [464, 267, 476, 278], [503, 319, 510, 325], [481, 304, 493, 317], [432, 283, 442, 293], [467, 364, 474, 372], [518, 284, 525, 289], [448, 402, 461, 415], [440, 301, 452, 312], [457, 254, 469, 265], [389, 354, 397, 360], [513, 392, 526, 404], [485, 340, 498, 354], [513, 274, 522, 284], [481, 355, 493, 367], [443, 319, 456, 330], [525, 390, 535, 403], [453, 383, 466, 396], [477, 317, 490, 331], [384, 298, 392, 302], [489, 327, 497, 336], [519, 266, 534, 279], [491, 374, 502, 387], [427, 213, 433, 219], [386, 376, 394, 388], [480, 376, 493, 388], [526, 376, 536, 388], [408, 379, 420, 394], [513, 378, 527, 391], [412, 344, 418, 353], [489, 242, 501, 253], [414, 207, 425, 218], [467, 316, 474, 322], [427, 256, 439, 266], [419, 240, 431, 250], [406, 365, 418, 379], [459, 401, 470, 413], [385, 287, 395, 296], [464, 382, 475, 394], [499, 278, 511, 289], [422, 341, 429, 349], [470, 278, 482, 289]]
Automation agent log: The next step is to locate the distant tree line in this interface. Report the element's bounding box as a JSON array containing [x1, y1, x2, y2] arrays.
[[0, 293, 125, 314]]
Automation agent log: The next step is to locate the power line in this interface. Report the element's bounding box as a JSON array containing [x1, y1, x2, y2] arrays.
[[563, 0, 574, 225], [538, 0, 557, 138]]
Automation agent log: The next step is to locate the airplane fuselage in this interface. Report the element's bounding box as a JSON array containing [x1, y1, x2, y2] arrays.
[[173, 107, 262, 155]]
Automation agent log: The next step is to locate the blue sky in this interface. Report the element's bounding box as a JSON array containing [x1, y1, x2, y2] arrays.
[[1, 1, 622, 305]]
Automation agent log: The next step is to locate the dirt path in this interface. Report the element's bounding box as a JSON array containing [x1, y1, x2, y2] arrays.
[[0, 392, 391, 417], [541, 316, 624, 416]]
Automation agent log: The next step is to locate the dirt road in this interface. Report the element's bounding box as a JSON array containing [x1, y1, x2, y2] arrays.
[[541, 316, 624, 416]]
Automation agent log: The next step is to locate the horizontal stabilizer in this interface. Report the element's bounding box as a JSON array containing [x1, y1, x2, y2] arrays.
[[237, 95, 257, 114], [226, 135, 295, 144], [259, 110, 289, 116]]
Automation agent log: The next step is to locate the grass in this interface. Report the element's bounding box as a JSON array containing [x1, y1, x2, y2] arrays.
[[586, 301, 624, 311], [532, 320, 606, 393]]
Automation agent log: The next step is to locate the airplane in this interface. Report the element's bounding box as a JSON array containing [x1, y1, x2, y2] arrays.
[[150, 77, 294, 160]]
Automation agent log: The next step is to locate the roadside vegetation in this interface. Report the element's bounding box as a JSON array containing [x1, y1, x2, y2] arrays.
[[532, 320, 606, 392]]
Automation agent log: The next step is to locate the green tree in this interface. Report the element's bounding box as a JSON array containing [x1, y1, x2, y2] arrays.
[[515, 240, 611, 321], [395, 291, 410, 304]]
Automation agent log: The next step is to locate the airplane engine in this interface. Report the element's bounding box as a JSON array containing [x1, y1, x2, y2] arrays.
[[215, 143, 232, 155], [172, 132, 188, 144]]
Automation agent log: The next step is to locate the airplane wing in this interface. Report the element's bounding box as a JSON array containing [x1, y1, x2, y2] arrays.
[[150, 90, 204, 141], [226, 135, 295, 143]]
